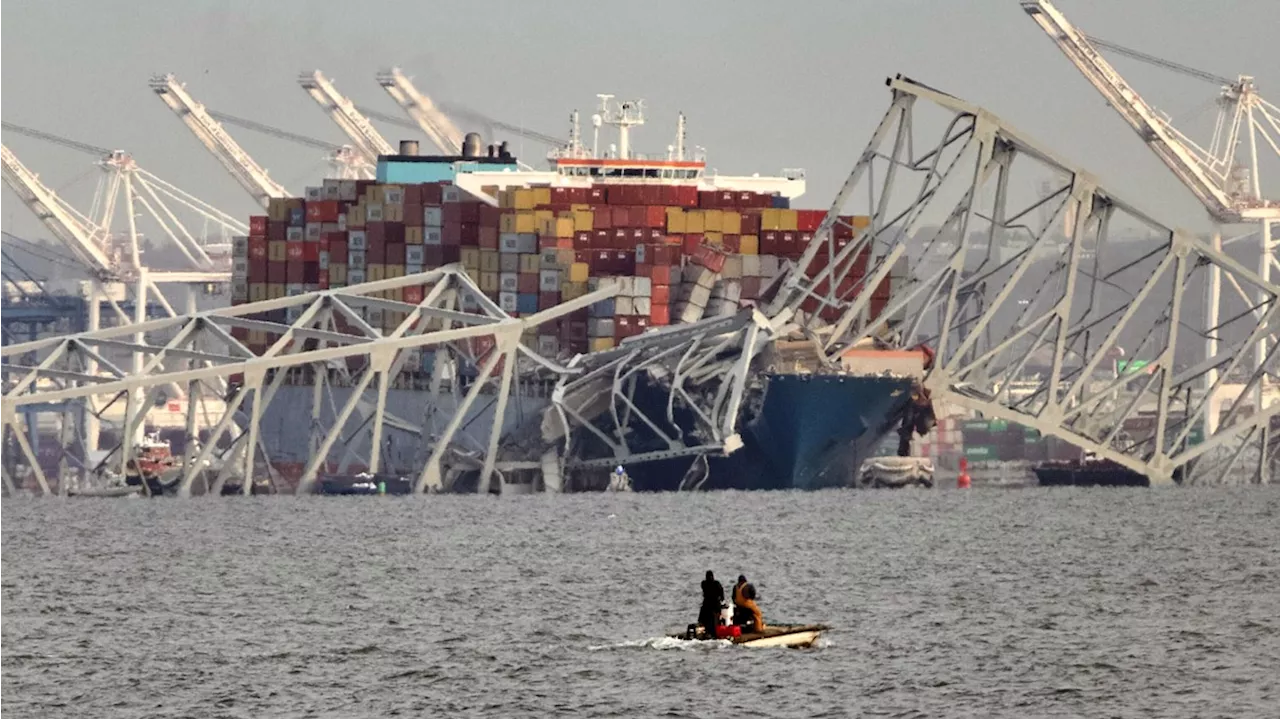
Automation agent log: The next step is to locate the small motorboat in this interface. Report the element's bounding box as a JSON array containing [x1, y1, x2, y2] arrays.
[[670, 623, 829, 649]]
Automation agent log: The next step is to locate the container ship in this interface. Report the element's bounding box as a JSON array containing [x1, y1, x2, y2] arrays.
[[225, 97, 920, 492]]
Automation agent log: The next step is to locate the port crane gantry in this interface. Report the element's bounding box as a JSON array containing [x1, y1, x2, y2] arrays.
[[298, 70, 395, 167], [1021, 0, 1279, 438], [205, 108, 373, 181], [150, 73, 290, 209], [376, 67, 465, 156]]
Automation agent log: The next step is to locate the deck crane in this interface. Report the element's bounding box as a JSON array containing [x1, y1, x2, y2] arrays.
[[298, 70, 395, 166], [1022, 0, 1280, 437], [150, 73, 290, 209], [205, 109, 372, 180], [376, 67, 465, 155]]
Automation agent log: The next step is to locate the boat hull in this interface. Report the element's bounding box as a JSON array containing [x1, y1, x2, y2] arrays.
[[624, 372, 915, 491], [669, 623, 828, 648]]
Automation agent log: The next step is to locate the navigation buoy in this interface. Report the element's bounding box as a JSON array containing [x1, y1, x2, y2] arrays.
[[957, 457, 971, 489]]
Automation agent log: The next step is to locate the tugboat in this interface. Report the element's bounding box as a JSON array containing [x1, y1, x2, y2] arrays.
[[1032, 451, 1150, 487], [122, 432, 183, 496]]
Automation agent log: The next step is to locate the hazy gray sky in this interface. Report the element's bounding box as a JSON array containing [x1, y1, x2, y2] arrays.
[[3, 0, 1276, 243]]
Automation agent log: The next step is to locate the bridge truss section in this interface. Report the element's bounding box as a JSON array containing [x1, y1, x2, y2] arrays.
[[768, 75, 1279, 484], [1, 266, 616, 496]]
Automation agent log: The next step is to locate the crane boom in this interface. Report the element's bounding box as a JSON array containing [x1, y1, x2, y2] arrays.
[[357, 104, 566, 148], [1, 144, 116, 278], [299, 70, 395, 163], [150, 73, 289, 208], [1022, 0, 1270, 223], [376, 67, 464, 155]]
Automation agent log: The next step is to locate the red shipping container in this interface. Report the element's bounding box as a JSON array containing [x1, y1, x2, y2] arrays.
[[386, 223, 406, 244], [660, 185, 679, 206], [460, 223, 479, 244], [575, 250, 592, 264], [249, 216, 268, 236], [590, 250, 611, 272], [741, 276, 762, 300], [387, 242, 407, 265], [611, 206, 630, 228], [698, 190, 718, 209], [691, 245, 726, 273], [405, 202, 424, 227], [722, 235, 741, 253], [330, 239, 348, 259], [761, 231, 780, 255], [442, 224, 462, 246], [652, 284, 672, 305], [367, 242, 387, 264], [716, 190, 735, 207], [614, 316, 632, 340], [403, 285, 424, 304], [796, 210, 823, 232], [642, 186, 662, 206], [306, 200, 340, 223], [834, 216, 855, 239], [574, 231, 591, 249], [286, 243, 305, 261], [593, 229, 610, 248], [539, 291, 560, 310], [423, 245, 445, 267], [286, 261, 305, 284], [639, 205, 663, 228], [404, 184, 422, 205], [267, 261, 286, 283], [741, 212, 761, 235], [650, 304, 670, 326], [613, 228, 630, 250], [442, 246, 461, 264], [367, 221, 386, 243], [479, 228, 499, 249], [442, 203, 462, 225], [587, 186, 607, 204], [680, 186, 699, 207], [682, 234, 704, 255], [651, 244, 674, 266], [421, 183, 443, 205], [650, 265, 674, 286], [248, 237, 268, 260], [461, 202, 480, 224], [614, 250, 636, 275], [267, 221, 287, 241], [550, 187, 571, 205], [594, 209, 613, 230], [303, 242, 322, 263], [248, 259, 268, 283], [478, 204, 501, 228], [635, 262, 652, 279], [318, 269, 330, 288]]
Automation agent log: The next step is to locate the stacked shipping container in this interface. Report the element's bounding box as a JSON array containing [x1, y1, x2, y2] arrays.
[[230, 177, 882, 360]]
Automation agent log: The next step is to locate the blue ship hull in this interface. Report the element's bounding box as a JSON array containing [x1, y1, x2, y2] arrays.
[[622, 372, 916, 491]]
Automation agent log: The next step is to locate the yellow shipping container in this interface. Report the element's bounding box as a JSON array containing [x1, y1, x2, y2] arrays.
[[386, 287, 403, 303], [480, 272, 500, 293], [406, 226, 424, 244], [382, 185, 403, 204], [480, 250, 500, 272], [571, 203, 593, 211], [761, 209, 782, 231], [268, 241, 288, 262], [851, 215, 871, 229], [513, 188, 535, 210], [666, 208, 686, 234], [569, 262, 590, 283], [561, 282, 587, 300], [461, 247, 481, 270], [557, 248, 576, 267], [590, 337, 615, 352], [515, 211, 537, 234], [268, 197, 289, 222], [704, 210, 723, 233], [367, 185, 384, 203], [722, 211, 742, 235], [554, 217, 574, 238], [779, 209, 798, 231], [386, 264, 405, 279], [330, 264, 347, 285], [499, 212, 517, 233], [367, 264, 386, 282], [534, 209, 554, 225], [533, 187, 552, 207], [348, 205, 365, 228], [267, 283, 285, 300], [704, 232, 723, 245], [685, 210, 706, 234], [739, 235, 760, 255], [384, 204, 404, 223], [572, 210, 594, 232], [249, 283, 268, 303], [519, 254, 540, 273]]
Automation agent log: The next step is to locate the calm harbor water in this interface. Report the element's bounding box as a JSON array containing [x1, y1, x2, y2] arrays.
[[3, 487, 1278, 718]]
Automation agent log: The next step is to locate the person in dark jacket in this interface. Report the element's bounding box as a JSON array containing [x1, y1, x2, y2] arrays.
[[697, 571, 725, 634]]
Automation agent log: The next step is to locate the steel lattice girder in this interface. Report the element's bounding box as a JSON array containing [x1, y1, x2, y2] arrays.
[[767, 74, 1279, 484], [2, 265, 618, 495]]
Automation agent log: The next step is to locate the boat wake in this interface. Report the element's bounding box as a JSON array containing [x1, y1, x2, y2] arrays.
[[588, 636, 733, 652]]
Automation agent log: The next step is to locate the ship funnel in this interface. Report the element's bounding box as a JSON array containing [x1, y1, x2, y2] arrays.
[[399, 140, 419, 156], [462, 132, 483, 159]]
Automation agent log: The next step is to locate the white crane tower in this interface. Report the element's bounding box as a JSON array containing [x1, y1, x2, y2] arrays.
[[299, 70, 396, 165], [1022, 0, 1280, 437], [150, 73, 290, 209], [376, 67, 465, 155]]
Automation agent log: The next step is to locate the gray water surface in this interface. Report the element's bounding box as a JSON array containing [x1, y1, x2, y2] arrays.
[[3, 487, 1278, 718]]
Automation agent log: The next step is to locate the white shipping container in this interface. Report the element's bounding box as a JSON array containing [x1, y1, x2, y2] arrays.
[[499, 253, 519, 273], [759, 255, 780, 278], [348, 268, 366, 284], [405, 245, 425, 265], [499, 291, 519, 314], [337, 214, 347, 232], [348, 230, 367, 250], [424, 207, 443, 227], [588, 318, 615, 338], [404, 262, 423, 275], [633, 297, 652, 315], [339, 180, 358, 201], [499, 233, 521, 253], [305, 186, 323, 201], [539, 269, 560, 292], [384, 188, 405, 205], [540, 250, 559, 268], [287, 227, 304, 242], [232, 236, 249, 257], [633, 277, 652, 297], [688, 284, 712, 308], [722, 255, 743, 279], [367, 204, 384, 222], [537, 335, 559, 357], [318, 251, 329, 270], [721, 280, 742, 302], [741, 255, 762, 277], [460, 292, 480, 312], [615, 297, 634, 315], [516, 233, 537, 254], [231, 280, 249, 300], [442, 186, 462, 203], [499, 272, 519, 293], [305, 223, 323, 241], [617, 276, 635, 297], [323, 182, 340, 200], [423, 228, 442, 245], [286, 283, 305, 296], [348, 249, 367, 268], [232, 258, 250, 275]]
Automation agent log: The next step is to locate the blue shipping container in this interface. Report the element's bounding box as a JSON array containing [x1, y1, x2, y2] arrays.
[[589, 297, 616, 317], [517, 293, 539, 315]]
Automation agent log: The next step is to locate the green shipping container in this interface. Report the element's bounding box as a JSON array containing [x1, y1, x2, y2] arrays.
[[962, 420, 990, 431], [964, 445, 995, 459], [988, 419, 1009, 432]]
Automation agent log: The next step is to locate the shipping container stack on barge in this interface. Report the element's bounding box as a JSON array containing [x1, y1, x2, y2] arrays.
[[223, 96, 928, 494]]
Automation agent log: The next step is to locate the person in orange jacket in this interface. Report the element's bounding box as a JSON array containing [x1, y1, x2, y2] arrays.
[[732, 575, 764, 633]]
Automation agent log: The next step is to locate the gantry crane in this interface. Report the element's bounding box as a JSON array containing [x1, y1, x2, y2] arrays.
[[298, 70, 395, 166], [357, 103, 565, 149], [1022, 0, 1280, 436], [376, 67, 465, 155], [150, 73, 290, 208], [206, 109, 373, 180]]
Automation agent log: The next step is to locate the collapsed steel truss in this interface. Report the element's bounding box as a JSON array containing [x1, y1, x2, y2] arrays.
[[1, 267, 615, 496], [768, 75, 1279, 484]]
